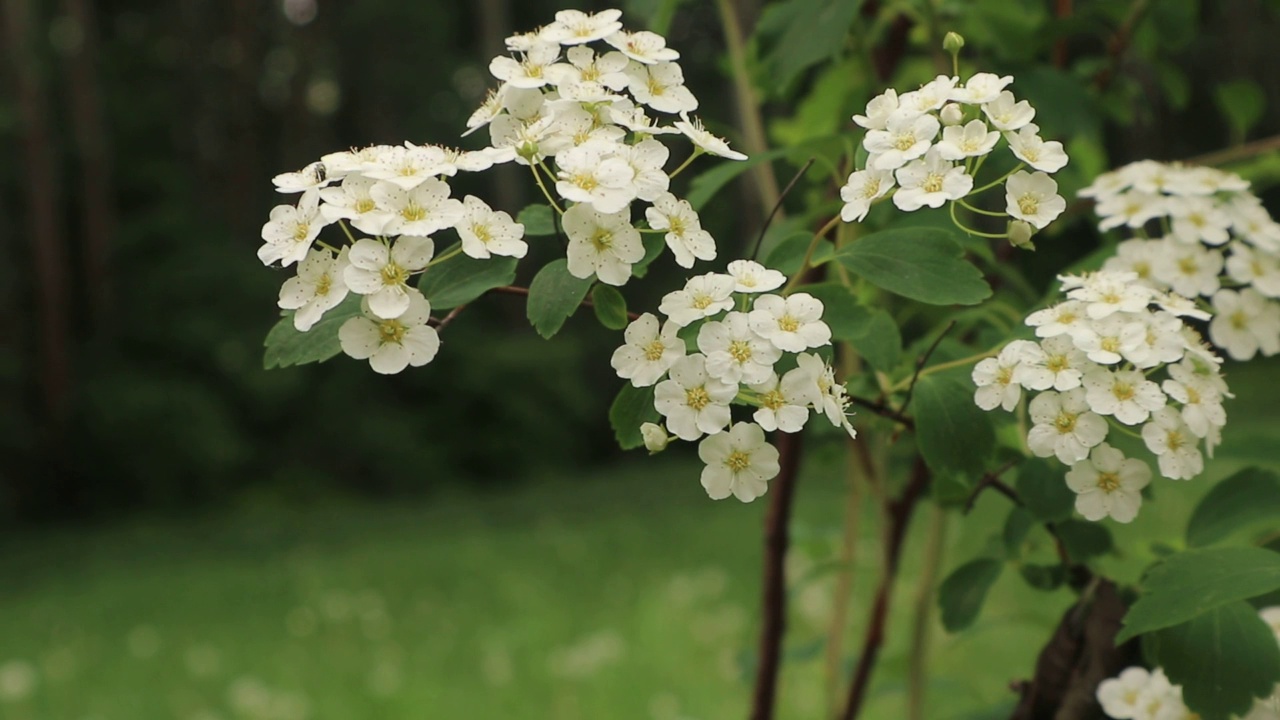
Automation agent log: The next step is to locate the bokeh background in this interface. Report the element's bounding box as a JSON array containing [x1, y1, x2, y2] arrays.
[[3, 0, 1280, 718]]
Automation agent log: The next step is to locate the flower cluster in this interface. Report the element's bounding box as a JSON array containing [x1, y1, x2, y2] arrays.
[[972, 270, 1231, 523], [1082, 160, 1280, 361], [257, 9, 744, 375], [471, 8, 746, 283], [612, 262, 853, 503], [841, 72, 1068, 241], [1096, 607, 1280, 720]]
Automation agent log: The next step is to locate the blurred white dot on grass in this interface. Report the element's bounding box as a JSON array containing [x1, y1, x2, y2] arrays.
[[366, 660, 403, 698], [547, 631, 626, 680], [480, 641, 513, 688], [0, 660, 38, 702], [126, 625, 162, 659], [184, 644, 222, 678], [285, 607, 318, 638], [319, 591, 352, 622]]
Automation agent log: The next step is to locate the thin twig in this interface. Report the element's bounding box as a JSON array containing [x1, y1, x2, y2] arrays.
[[750, 158, 815, 261], [750, 430, 804, 720], [1093, 0, 1153, 90], [962, 459, 1021, 514], [848, 394, 914, 430], [898, 321, 957, 414], [491, 285, 642, 322], [429, 304, 468, 331], [1181, 134, 1280, 168]]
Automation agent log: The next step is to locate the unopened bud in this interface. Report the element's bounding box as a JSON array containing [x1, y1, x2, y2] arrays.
[[517, 141, 540, 161], [943, 32, 965, 54], [641, 423, 670, 453], [1008, 220, 1036, 251], [940, 103, 964, 126]]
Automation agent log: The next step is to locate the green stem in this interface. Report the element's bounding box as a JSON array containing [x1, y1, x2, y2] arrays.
[[1107, 418, 1144, 440], [957, 199, 1007, 217], [316, 240, 340, 253], [426, 244, 464, 268], [782, 215, 842, 294], [950, 201, 1008, 239], [667, 149, 703, 180], [337, 219, 358, 245], [889, 347, 1000, 392], [967, 163, 1025, 196], [530, 164, 564, 215]]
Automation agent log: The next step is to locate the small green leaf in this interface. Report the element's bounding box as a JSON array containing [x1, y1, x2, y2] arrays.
[[1002, 507, 1034, 559], [526, 259, 593, 339], [1186, 467, 1280, 547], [1214, 79, 1266, 140], [417, 254, 519, 310], [263, 295, 363, 369], [764, 231, 835, 275], [938, 558, 1003, 632], [1016, 458, 1076, 523], [517, 204, 556, 236], [609, 383, 660, 450], [758, 0, 862, 92], [686, 148, 788, 210], [1054, 520, 1112, 563], [632, 233, 666, 279], [835, 227, 992, 305], [590, 284, 629, 331], [1147, 601, 1280, 720], [913, 374, 995, 481], [1018, 563, 1065, 592], [1117, 547, 1280, 643], [800, 283, 902, 372]]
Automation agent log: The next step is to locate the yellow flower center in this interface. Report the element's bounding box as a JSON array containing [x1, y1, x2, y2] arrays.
[[861, 178, 882, 198], [1046, 354, 1069, 373], [355, 198, 377, 214], [777, 315, 800, 333], [377, 319, 406, 344], [1054, 412, 1077, 434], [292, 222, 311, 242], [1177, 257, 1198, 275], [643, 340, 666, 362], [685, 386, 711, 410], [590, 229, 614, 252], [1230, 310, 1248, 330], [1112, 381, 1135, 402], [922, 173, 944, 193], [646, 78, 665, 97], [315, 273, 332, 297], [573, 172, 599, 191], [1167, 430, 1186, 451], [725, 450, 752, 473], [1057, 309, 1078, 324], [762, 390, 786, 410], [1186, 386, 1201, 404], [380, 262, 409, 287], [1017, 194, 1039, 216], [1133, 261, 1150, 278], [691, 293, 713, 310], [1100, 336, 1120, 354], [1096, 471, 1121, 492], [996, 366, 1014, 386], [471, 223, 493, 244], [401, 202, 427, 222], [728, 340, 753, 363], [893, 133, 916, 151], [668, 216, 686, 237]]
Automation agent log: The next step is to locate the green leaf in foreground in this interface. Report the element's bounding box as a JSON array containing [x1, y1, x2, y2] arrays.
[[1015, 457, 1076, 523], [1117, 546, 1280, 643], [686, 148, 788, 210], [764, 231, 835, 275], [609, 383, 659, 450], [800, 283, 902, 372], [590, 284, 629, 330], [516, 204, 556, 236], [913, 374, 994, 480], [1054, 519, 1112, 563], [1186, 467, 1280, 547], [417, 254, 518, 310], [835, 227, 992, 305], [526, 259, 592, 339], [263, 295, 363, 369], [938, 558, 1003, 632], [1147, 601, 1280, 720]]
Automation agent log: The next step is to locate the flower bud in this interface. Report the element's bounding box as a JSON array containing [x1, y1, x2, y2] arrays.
[[940, 103, 964, 126], [1008, 220, 1036, 251], [641, 423, 670, 453], [943, 32, 965, 54]]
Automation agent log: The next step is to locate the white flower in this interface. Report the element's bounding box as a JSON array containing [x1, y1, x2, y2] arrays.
[[465, 87, 506, 137], [939, 102, 964, 126], [893, 149, 974, 211], [972, 340, 1038, 411], [726, 260, 785, 294], [371, 179, 465, 236], [1026, 300, 1089, 338], [554, 142, 637, 213], [344, 236, 434, 320], [748, 293, 832, 353], [1065, 443, 1151, 523], [319, 174, 387, 235], [1226, 242, 1280, 297], [698, 422, 780, 502], [1209, 288, 1280, 360], [488, 114, 555, 166], [673, 113, 747, 161], [1072, 313, 1144, 365], [1154, 290, 1211, 321], [1152, 241, 1223, 298], [1095, 190, 1167, 231], [839, 168, 895, 223], [1169, 196, 1231, 245], [1142, 406, 1204, 480], [749, 372, 811, 433], [646, 193, 716, 268], [936, 119, 999, 160], [1026, 388, 1108, 464], [456, 196, 527, 259], [1103, 239, 1162, 285], [852, 88, 899, 130], [540, 9, 623, 45], [864, 112, 940, 171], [659, 273, 736, 327], [981, 91, 1035, 131], [1124, 310, 1188, 369], [604, 29, 680, 64], [1025, 335, 1093, 391], [654, 354, 736, 441], [641, 422, 670, 453], [362, 143, 450, 189], [278, 247, 350, 331], [698, 312, 781, 385], [489, 42, 563, 89], [1082, 367, 1166, 425], [563, 204, 645, 286], [339, 292, 440, 374], [1162, 360, 1227, 438], [791, 353, 855, 436], [899, 75, 958, 114], [272, 161, 331, 193], [1096, 666, 1152, 719], [953, 72, 1013, 104], [258, 191, 334, 267], [1004, 124, 1068, 173], [1065, 271, 1152, 320], [543, 104, 626, 156], [620, 138, 671, 202], [1005, 170, 1066, 229], [610, 313, 685, 387], [624, 61, 698, 114]]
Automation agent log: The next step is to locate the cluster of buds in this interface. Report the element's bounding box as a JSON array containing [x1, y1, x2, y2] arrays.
[[1083, 160, 1280, 360], [973, 270, 1230, 523], [614, 262, 854, 502]]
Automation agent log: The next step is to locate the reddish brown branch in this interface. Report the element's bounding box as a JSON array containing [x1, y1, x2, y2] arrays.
[[962, 459, 1020, 514], [750, 430, 804, 720], [1092, 0, 1153, 90], [899, 321, 957, 414], [847, 394, 914, 430], [840, 456, 932, 720], [1052, 0, 1073, 68]]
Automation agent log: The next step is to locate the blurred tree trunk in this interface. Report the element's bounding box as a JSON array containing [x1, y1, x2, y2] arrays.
[[475, 0, 522, 214], [228, 0, 263, 238], [3, 0, 73, 431], [60, 0, 116, 331]]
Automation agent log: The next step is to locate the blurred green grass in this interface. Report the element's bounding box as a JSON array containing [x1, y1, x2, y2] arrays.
[[1, 357, 1277, 720]]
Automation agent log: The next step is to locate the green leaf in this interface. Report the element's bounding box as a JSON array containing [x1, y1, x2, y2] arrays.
[[1018, 563, 1065, 592], [686, 148, 788, 210], [590, 285, 629, 331], [516, 204, 556, 236], [1214, 79, 1266, 140], [417, 254, 519, 310], [609, 383, 660, 450], [1002, 507, 1034, 558], [800, 283, 902, 372], [1186, 467, 1280, 548], [1147, 601, 1280, 720], [913, 375, 995, 481], [632, 233, 666, 279], [526, 259, 592, 339], [1054, 519, 1112, 563], [763, 231, 835, 275], [263, 295, 363, 369], [758, 0, 862, 92], [938, 558, 1003, 632], [1016, 458, 1076, 523], [624, 0, 687, 34], [835, 227, 992, 305], [1117, 546, 1280, 643]]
